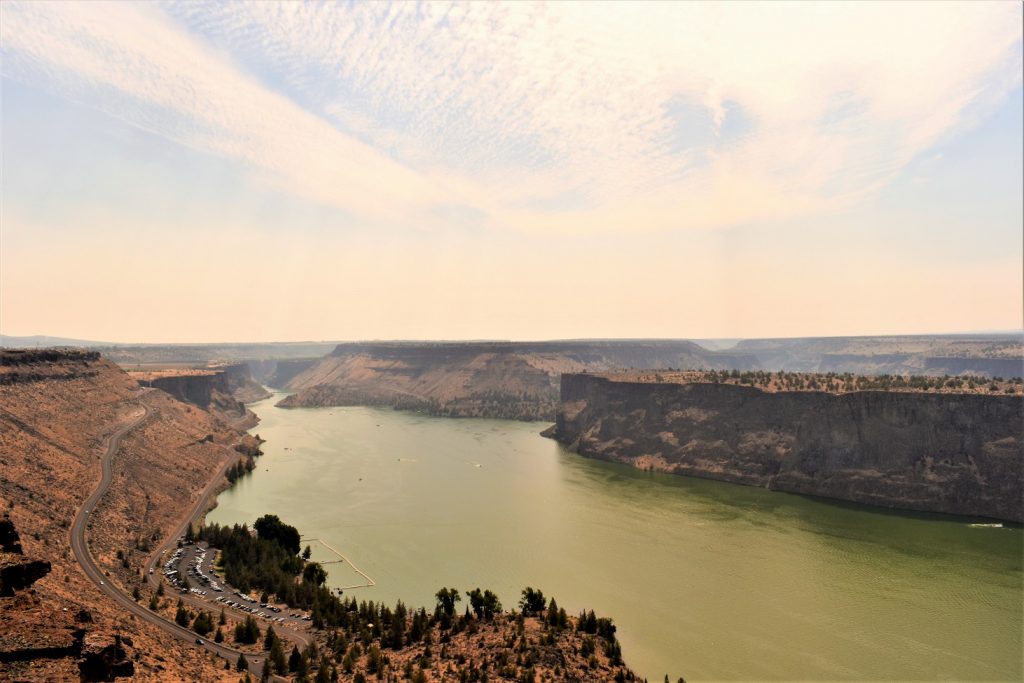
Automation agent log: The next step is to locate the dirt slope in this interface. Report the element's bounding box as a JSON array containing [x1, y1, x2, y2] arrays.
[[0, 350, 248, 680]]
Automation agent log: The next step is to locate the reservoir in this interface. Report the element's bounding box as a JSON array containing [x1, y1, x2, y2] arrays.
[[209, 391, 1022, 681]]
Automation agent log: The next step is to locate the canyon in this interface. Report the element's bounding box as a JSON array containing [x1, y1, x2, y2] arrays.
[[549, 372, 1024, 521], [0, 350, 646, 682], [276, 340, 760, 419], [272, 335, 1022, 421]]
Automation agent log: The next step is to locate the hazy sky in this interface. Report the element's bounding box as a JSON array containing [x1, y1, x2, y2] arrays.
[[1, 1, 1021, 343]]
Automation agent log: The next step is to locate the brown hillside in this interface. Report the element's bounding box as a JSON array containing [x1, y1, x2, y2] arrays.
[[0, 350, 248, 681]]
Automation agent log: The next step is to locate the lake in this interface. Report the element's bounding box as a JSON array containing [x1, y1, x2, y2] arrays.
[[208, 391, 1022, 681]]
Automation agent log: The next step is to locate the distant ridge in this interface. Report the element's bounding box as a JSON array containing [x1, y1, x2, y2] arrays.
[[0, 334, 117, 348]]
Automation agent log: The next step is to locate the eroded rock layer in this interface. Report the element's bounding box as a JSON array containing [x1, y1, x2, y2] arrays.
[[551, 373, 1023, 521]]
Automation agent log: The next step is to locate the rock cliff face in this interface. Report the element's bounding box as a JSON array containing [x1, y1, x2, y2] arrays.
[[216, 362, 272, 403], [0, 518, 132, 680], [260, 358, 318, 388], [0, 518, 51, 598], [135, 364, 264, 426], [550, 374, 1023, 521], [144, 372, 220, 406], [0, 349, 101, 385], [278, 341, 759, 420]]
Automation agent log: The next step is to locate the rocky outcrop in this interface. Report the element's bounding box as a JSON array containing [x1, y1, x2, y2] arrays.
[[136, 362, 268, 407], [0, 519, 115, 673], [136, 366, 260, 425], [0, 518, 22, 554], [0, 517, 51, 597], [279, 341, 759, 420], [0, 623, 134, 682], [143, 372, 219, 407], [0, 555, 51, 597], [0, 625, 84, 664], [550, 374, 1023, 521], [217, 362, 272, 403], [0, 349, 101, 385], [78, 633, 134, 681]]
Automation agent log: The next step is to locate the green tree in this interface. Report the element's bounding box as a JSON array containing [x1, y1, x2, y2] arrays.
[[192, 610, 214, 636], [270, 638, 288, 675], [466, 588, 502, 620], [253, 514, 301, 555], [234, 615, 260, 644], [341, 649, 355, 674], [435, 587, 461, 617], [175, 605, 190, 627], [302, 562, 327, 586], [303, 545, 312, 560], [519, 587, 546, 615], [236, 653, 248, 672], [289, 645, 302, 673]]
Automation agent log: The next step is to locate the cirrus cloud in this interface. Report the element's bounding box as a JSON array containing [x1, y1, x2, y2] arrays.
[[2, 0, 1020, 234]]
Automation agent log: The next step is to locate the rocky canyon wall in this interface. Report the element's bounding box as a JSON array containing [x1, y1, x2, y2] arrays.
[[550, 374, 1023, 521]]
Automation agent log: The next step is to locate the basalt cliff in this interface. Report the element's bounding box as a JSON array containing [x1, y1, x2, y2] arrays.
[[549, 373, 1023, 522], [130, 362, 268, 428]]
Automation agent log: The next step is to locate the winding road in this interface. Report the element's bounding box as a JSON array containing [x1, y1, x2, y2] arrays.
[[69, 391, 284, 678]]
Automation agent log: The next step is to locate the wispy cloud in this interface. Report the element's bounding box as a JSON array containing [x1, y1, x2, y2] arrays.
[[2, 1, 1020, 234]]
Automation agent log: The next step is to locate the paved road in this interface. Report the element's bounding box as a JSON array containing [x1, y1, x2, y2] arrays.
[[140, 410, 312, 649], [70, 392, 275, 677]]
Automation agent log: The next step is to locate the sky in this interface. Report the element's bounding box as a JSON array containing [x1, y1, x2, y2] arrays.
[[1, 1, 1021, 343]]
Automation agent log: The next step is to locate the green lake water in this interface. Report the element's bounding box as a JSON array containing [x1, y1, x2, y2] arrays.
[[208, 391, 1023, 681]]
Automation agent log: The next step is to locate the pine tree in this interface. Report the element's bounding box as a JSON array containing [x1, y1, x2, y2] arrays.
[[270, 638, 288, 675]]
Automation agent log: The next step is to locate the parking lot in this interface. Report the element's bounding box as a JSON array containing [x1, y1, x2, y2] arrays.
[[159, 539, 313, 631]]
